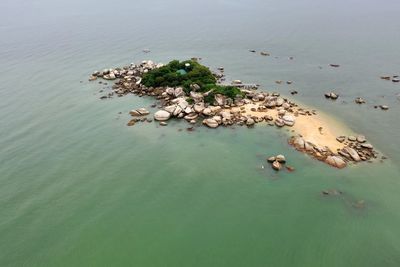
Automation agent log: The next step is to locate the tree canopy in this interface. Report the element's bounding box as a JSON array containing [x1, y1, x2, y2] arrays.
[[141, 59, 243, 103]]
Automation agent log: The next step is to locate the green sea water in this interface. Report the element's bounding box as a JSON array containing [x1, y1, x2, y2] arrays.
[[1, 0, 400, 266]]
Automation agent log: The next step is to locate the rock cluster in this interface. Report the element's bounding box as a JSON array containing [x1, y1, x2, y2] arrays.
[[90, 60, 312, 131], [290, 134, 380, 168], [380, 75, 399, 82], [267, 155, 286, 171], [325, 92, 339, 100], [127, 108, 153, 126]]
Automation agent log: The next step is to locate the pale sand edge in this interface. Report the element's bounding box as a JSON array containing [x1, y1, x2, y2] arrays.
[[230, 101, 356, 153]]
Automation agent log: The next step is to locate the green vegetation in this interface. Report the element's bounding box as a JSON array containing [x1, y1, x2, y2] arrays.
[[142, 59, 244, 103]]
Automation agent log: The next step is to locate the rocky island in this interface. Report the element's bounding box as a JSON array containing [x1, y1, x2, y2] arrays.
[[89, 59, 383, 169]]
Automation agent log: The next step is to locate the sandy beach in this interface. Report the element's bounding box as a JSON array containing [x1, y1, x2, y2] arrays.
[[236, 101, 352, 152]]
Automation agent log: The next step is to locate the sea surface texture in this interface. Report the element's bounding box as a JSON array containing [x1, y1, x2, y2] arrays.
[[1, 0, 400, 266]]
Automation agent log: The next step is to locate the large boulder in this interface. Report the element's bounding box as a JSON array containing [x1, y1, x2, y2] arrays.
[[130, 108, 150, 116], [193, 103, 205, 113], [174, 87, 185, 98], [282, 115, 295, 126], [210, 106, 222, 114], [154, 110, 171, 121], [166, 87, 175, 96], [184, 113, 198, 120], [246, 118, 255, 126], [164, 105, 177, 114], [356, 135, 366, 143], [203, 118, 219, 128], [190, 91, 203, 103], [173, 106, 183, 116], [342, 147, 361, 162], [275, 118, 285, 127], [202, 108, 213, 116], [220, 111, 232, 120], [291, 136, 305, 149], [325, 156, 347, 169], [276, 97, 284, 106], [214, 94, 226, 106]]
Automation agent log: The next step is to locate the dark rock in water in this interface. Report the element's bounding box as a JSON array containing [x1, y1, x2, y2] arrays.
[[267, 156, 276, 163], [249, 49, 256, 53], [286, 166, 295, 172], [321, 189, 342, 196], [159, 122, 168, 126], [100, 96, 108, 100], [380, 76, 391, 80], [290, 90, 298, 95], [352, 200, 365, 209], [330, 93, 339, 100], [392, 78, 400, 82], [127, 119, 136, 126], [355, 97, 366, 104], [325, 92, 339, 99], [380, 105, 389, 110], [329, 64, 340, 68]]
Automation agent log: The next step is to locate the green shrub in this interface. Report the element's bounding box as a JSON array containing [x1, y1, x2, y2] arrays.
[[142, 59, 243, 103]]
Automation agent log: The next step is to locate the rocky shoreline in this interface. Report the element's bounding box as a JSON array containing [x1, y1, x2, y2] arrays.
[[88, 59, 384, 169]]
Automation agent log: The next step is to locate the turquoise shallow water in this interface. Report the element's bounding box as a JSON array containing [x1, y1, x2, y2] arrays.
[[1, 0, 400, 266]]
